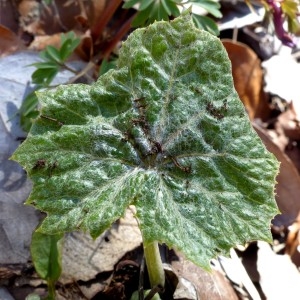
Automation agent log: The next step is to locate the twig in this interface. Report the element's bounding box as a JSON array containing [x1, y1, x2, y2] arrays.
[[67, 61, 95, 84], [138, 257, 145, 300], [91, 0, 123, 41], [103, 13, 136, 59], [51, 0, 68, 32], [77, 0, 87, 19], [144, 285, 164, 300]]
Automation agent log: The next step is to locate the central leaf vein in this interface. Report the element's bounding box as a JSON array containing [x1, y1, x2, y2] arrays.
[[157, 48, 181, 142]]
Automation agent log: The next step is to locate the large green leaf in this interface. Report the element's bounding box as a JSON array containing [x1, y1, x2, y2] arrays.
[[12, 11, 279, 270]]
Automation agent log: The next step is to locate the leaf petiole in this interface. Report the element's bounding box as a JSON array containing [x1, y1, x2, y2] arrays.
[[143, 241, 165, 289]]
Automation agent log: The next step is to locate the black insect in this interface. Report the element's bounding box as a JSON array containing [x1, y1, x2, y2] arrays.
[[134, 97, 147, 115], [133, 97, 146, 103], [121, 130, 132, 143], [169, 93, 177, 101], [185, 180, 190, 190], [132, 116, 150, 135], [132, 116, 146, 126], [32, 159, 46, 170], [222, 99, 228, 111], [206, 102, 224, 120], [171, 156, 191, 173], [136, 103, 147, 110], [193, 86, 201, 94], [151, 140, 163, 153], [48, 161, 58, 177], [32, 159, 58, 177]]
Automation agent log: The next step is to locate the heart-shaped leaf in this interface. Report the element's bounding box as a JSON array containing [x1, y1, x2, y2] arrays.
[[12, 11, 279, 270]]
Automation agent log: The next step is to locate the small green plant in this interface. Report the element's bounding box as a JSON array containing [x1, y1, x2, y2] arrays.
[[30, 232, 63, 300], [12, 11, 279, 299], [20, 1, 300, 134], [31, 32, 80, 85], [19, 1, 221, 133], [19, 31, 80, 132], [123, 0, 222, 34]]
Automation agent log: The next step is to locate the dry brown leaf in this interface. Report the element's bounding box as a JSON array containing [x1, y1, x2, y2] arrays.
[[18, 0, 44, 35], [18, 0, 38, 17], [49, 1, 81, 33], [257, 241, 300, 299], [0, 0, 19, 34], [0, 25, 25, 57], [222, 39, 270, 121], [277, 103, 300, 141], [273, 105, 300, 173], [60, 208, 142, 284], [29, 31, 83, 62], [19, 0, 82, 36], [170, 253, 239, 300], [287, 214, 300, 267], [74, 14, 90, 31], [74, 32, 94, 61], [285, 221, 300, 256], [253, 123, 300, 227], [28, 32, 62, 51]]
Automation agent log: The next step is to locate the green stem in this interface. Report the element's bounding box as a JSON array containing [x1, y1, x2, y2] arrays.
[[47, 280, 56, 300], [143, 241, 165, 289]]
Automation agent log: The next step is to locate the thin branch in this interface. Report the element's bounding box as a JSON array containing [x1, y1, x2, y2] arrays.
[[91, 0, 123, 41], [103, 12, 136, 59]]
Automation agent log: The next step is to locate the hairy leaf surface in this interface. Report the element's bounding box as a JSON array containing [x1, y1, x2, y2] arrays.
[[12, 12, 279, 270]]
